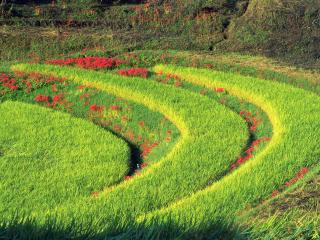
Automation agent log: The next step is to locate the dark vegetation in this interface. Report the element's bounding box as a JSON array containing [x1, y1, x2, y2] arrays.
[[1, 0, 319, 66]]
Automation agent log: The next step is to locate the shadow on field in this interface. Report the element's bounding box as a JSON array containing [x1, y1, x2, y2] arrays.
[[0, 217, 249, 240]]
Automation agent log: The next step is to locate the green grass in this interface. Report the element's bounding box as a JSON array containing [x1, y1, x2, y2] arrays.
[[1, 70, 181, 175], [10, 63, 248, 235], [135, 64, 320, 237], [0, 101, 129, 220], [0, 51, 318, 239], [237, 164, 320, 239]]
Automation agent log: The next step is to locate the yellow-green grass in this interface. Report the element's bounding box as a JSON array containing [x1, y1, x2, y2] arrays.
[[11, 63, 248, 232], [0, 101, 129, 220], [138, 65, 320, 234], [239, 165, 320, 239]]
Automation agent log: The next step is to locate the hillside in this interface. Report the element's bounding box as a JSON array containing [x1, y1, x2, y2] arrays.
[[1, 0, 319, 66]]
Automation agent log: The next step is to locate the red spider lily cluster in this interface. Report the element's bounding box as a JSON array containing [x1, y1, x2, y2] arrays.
[[155, 72, 182, 87], [51, 84, 58, 92], [215, 87, 225, 93], [231, 108, 270, 169], [174, 80, 183, 88], [109, 105, 120, 111], [8, 71, 65, 95], [22, 80, 33, 93], [0, 73, 19, 91], [271, 167, 309, 198], [90, 103, 105, 112], [35, 93, 67, 108], [165, 73, 181, 82], [34, 94, 49, 102], [118, 68, 149, 78], [124, 175, 132, 181], [50, 94, 64, 107], [285, 167, 309, 187], [240, 110, 262, 132], [140, 140, 160, 158], [139, 121, 145, 128], [46, 57, 125, 70], [231, 136, 272, 169], [77, 87, 169, 167]]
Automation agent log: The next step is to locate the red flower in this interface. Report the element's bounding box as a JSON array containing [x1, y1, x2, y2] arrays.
[[250, 125, 257, 132], [139, 121, 145, 127], [91, 192, 99, 198], [124, 175, 131, 181], [51, 84, 58, 93], [8, 85, 18, 91], [35, 94, 49, 102], [231, 163, 237, 169], [245, 147, 254, 154], [77, 85, 87, 90], [52, 94, 64, 106], [141, 162, 148, 168], [110, 105, 119, 111], [1, 76, 19, 91], [271, 190, 280, 198], [118, 68, 149, 78], [90, 103, 104, 112], [46, 57, 124, 70], [140, 141, 160, 158], [113, 124, 122, 132], [174, 80, 183, 88], [285, 167, 309, 186], [22, 80, 32, 93], [215, 87, 225, 93]]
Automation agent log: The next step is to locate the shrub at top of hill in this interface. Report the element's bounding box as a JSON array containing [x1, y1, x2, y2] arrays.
[[225, 0, 320, 61]]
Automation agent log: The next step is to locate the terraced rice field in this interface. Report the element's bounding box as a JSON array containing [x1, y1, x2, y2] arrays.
[[0, 53, 319, 239]]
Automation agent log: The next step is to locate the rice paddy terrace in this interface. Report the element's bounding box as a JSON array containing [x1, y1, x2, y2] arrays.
[[0, 53, 319, 239]]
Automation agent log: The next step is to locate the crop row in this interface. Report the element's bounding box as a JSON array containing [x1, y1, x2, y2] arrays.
[[12, 63, 248, 234], [140, 65, 320, 234]]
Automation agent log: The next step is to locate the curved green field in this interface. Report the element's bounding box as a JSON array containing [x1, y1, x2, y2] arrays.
[[11, 64, 247, 224], [0, 101, 129, 218], [143, 65, 320, 228], [1, 60, 318, 238]]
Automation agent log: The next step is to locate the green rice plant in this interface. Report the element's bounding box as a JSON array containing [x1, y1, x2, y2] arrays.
[[135, 64, 320, 235], [0, 101, 129, 220], [11, 63, 248, 233]]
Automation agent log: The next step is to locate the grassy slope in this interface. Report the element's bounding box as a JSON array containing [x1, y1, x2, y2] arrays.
[[0, 101, 129, 219], [0, 50, 318, 238], [137, 65, 320, 237], [11, 63, 248, 232], [239, 165, 320, 239]]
